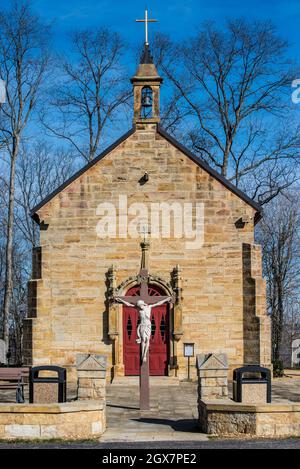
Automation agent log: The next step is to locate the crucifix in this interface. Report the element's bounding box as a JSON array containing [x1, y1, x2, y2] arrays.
[[114, 234, 173, 410], [136, 9, 157, 46]]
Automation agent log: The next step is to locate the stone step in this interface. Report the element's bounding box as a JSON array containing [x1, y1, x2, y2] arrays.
[[109, 376, 180, 386]]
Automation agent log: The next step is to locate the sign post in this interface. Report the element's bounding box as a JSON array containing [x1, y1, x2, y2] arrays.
[[184, 343, 195, 381]]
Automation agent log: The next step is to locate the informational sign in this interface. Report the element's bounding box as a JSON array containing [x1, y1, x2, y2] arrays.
[[184, 343, 194, 358]]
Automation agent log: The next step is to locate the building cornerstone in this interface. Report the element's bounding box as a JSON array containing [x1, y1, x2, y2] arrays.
[[76, 354, 107, 401], [197, 353, 228, 399]]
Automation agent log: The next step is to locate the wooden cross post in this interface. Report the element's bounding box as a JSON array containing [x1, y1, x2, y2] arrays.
[[115, 238, 172, 410]]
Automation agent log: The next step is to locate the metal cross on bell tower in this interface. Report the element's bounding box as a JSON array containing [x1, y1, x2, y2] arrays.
[[136, 9, 158, 45], [132, 9, 162, 124]]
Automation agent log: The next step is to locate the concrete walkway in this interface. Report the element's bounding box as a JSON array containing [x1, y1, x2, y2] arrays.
[[1, 373, 300, 444], [100, 375, 300, 443], [101, 380, 208, 442], [272, 373, 300, 402]]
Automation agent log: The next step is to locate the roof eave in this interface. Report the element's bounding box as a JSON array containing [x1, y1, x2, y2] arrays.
[[157, 125, 262, 219], [31, 124, 263, 226], [30, 126, 136, 224]]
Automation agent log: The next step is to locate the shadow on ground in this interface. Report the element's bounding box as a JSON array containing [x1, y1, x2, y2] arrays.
[[132, 417, 199, 433], [107, 404, 140, 411]]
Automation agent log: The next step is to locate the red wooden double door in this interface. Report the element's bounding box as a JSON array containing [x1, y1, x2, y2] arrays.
[[123, 285, 169, 376]]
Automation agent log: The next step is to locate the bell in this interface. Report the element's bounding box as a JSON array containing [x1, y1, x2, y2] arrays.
[[142, 95, 152, 107]]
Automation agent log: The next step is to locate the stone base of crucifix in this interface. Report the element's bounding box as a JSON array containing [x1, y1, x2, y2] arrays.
[[140, 352, 150, 410]]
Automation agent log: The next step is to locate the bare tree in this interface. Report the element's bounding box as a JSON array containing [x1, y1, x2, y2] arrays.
[[0, 177, 8, 335], [257, 192, 300, 362], [2, 142, 76, 363], [43, 28, 131, 162], [0, 1, 50, 351], [15, 141, 77, 248], [281, 298, 300, 366], [154, 20, 300, 204]]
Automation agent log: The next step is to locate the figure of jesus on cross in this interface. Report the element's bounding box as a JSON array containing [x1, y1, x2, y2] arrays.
[[115, 297, 172, 364], [114, 229, 174, 410]]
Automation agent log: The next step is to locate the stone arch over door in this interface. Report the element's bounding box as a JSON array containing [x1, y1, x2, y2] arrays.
[[107, 267, 183, 380]]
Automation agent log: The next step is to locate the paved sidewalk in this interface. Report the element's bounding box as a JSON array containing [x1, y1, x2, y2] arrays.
[[101, 381, 208, 442], [101, 376, 300, 443], [272, 375, 300, 402], [1, 374, 300, 444]]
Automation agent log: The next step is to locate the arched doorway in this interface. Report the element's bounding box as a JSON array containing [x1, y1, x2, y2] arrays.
[[123, 284, 169, 376]]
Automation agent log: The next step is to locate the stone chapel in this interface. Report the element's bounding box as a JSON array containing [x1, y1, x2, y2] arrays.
[[23, 40, 271, 384]]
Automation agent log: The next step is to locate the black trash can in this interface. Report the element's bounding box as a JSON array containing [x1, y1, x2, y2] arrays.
[[29, 366, 67, 404], [233, 365, 271, 404]]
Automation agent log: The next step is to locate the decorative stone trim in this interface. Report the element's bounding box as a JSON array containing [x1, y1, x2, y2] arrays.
[[148, 274, 173, 294], [170, 266, 183, 341], [112, 268, 181, 376], [106, 265, 119, 340], [115, 276, 139, 296]]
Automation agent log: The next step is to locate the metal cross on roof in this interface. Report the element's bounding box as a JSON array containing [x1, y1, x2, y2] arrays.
[[136, 9, 157, 45]]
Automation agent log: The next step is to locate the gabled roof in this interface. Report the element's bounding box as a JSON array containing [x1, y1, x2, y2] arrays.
[[157, 126, 262, 217], [31, 127, 136, 223], [31, 125, 262, 224]]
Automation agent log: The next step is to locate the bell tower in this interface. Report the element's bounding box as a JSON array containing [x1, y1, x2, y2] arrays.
[[131, 10, 163, 125]]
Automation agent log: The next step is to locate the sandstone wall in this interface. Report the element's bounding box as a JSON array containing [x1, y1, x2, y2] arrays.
[[24, 124, 271, 383]]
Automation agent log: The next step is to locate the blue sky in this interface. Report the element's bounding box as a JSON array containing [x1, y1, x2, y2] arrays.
[[32, 0, 300, 64]]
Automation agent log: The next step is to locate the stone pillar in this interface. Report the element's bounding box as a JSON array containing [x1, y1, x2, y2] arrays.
[[170, 265, 183, 376], [171, 265, 183, 341], [76, 354, 107, 401], [106, 265, 124, 378], [242, 243, 271, 368], [197, 353, 228, 400]]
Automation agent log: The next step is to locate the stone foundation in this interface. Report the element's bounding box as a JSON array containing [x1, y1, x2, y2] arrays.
[[0, 401, 105, 440], [199, 400, 300, 437]]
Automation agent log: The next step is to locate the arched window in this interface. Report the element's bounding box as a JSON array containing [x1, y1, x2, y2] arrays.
[[141, 86, 153, 118]]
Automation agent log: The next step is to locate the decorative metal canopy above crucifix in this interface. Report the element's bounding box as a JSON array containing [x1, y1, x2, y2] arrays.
[[117, 229, 171, 304]]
